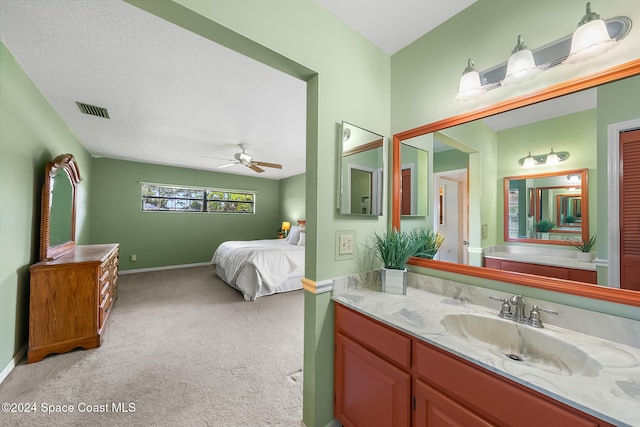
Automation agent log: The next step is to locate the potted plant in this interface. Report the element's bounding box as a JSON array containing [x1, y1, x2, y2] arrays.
[[412, 227, 445, 260], [535, 219, 556, 239], [370, 228, 422, 295], [568, 235, 597, 262]]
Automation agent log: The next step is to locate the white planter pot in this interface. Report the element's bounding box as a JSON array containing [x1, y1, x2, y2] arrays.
[[538, 232, 550, 240], [576, 252, 593, 262], [381, 268, 407, 295]]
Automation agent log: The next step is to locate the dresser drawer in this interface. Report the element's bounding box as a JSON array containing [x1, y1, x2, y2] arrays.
[[335, 303, 411, 369]]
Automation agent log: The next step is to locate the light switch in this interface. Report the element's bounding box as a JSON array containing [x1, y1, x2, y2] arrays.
[[339, 234, 354, 255]]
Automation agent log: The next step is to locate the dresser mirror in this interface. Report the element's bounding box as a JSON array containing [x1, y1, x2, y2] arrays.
[[392, 60, 640, 306], [338, 121, 384, 215], [504, 168, 588, 244], [40, 153, 81, 260]]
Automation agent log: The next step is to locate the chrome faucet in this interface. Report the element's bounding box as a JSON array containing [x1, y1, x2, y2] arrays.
[[490, 295, 558, 328]]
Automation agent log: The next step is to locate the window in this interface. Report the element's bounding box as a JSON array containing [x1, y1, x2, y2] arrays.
[[141, 183, 255, 213]]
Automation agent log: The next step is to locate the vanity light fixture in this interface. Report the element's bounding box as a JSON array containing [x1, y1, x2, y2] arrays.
[[565, 2, 618, 64], [455, 58, 486, 102], [501, 35, 541, 87], [518, 149, 570, 167], [454, 3, 631, 100]]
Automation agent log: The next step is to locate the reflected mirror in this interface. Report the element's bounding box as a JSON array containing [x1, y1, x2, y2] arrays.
[[504, 169, 588, 244], [338, 121, 384, 215], [40, 153, 81, 260], [392, 61, 640, 306]]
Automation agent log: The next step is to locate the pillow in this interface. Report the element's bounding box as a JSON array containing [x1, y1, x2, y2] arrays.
[[286, 225, 299, 241], [297, 231, 306, 247], [288, 226, 301, 245]]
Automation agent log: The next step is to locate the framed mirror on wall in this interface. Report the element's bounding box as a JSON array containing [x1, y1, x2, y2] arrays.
[[337, 121, 384, 216], [504, 168, 588, 244], [392, 60, 640, 306]]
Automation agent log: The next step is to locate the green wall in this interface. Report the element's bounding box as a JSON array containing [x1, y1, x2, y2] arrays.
[[0, 43, 92, 372], [90, 157, 287, 271], [433, 149, 468, 174], [279, 172, 306, 224]]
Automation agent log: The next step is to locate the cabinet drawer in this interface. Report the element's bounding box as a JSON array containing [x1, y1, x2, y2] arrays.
[[335, 303, 411, 369], [415, 341, 603, 427]]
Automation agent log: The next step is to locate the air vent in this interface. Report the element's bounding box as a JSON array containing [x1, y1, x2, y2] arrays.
[[76, 101, 110, 119]]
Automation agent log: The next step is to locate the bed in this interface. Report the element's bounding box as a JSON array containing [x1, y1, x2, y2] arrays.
[[211, 225, 305, 301]]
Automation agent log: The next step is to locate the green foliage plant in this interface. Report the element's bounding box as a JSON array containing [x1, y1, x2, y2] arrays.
[[568, 235, 597, 252], [412, 227, 445, 259], [535, 219, 556, 232], [370, 228, 422, 270]]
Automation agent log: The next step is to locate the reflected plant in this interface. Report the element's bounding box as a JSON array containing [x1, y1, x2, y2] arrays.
[[568, 235, 597, 252], [411, 227, 445, 259]]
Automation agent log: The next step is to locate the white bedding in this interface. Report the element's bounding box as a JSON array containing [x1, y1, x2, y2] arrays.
[[211, 239, 304, 300]]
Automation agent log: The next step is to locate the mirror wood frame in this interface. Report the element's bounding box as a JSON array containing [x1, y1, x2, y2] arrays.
[[392, 59, 640, 307], [504, 168, 588, 244], [40, 153, 81, 261]]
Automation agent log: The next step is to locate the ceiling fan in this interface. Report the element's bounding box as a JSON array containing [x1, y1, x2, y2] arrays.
[[202, 143, 282, 173]]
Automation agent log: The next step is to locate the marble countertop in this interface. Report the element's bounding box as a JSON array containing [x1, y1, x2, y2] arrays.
[[332, 284, 640, 426], [484, 245, 596, 270]]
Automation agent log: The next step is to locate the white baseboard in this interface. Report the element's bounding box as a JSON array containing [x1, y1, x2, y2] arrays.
[[119, 262, 212, 275], [0, 344, 27, 385]]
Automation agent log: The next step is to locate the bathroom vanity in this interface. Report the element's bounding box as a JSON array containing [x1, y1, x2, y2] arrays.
[[332, 273, 640, 427]]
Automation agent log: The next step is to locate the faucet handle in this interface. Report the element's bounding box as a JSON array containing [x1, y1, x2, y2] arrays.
[[489, 296, 512, 319], [528, 305, 558, 328]]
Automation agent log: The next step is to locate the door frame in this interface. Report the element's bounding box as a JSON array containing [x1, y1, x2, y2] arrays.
[[433, 168, 469, 264], [607, 118, 640, 287]]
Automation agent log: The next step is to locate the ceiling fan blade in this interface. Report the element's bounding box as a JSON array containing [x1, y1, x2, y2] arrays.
[[254, 161, 282, 169], [248, 164, 265, 173], [218, 162, 238, 169], [201, 155, 235, 162]]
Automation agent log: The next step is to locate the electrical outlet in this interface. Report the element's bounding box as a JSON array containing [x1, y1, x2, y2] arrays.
[[339, 234, 354, 255], [130, 254, 137, 262]]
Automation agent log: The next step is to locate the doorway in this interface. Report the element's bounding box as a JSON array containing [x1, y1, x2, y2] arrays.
[[434, 169, 469, 264]]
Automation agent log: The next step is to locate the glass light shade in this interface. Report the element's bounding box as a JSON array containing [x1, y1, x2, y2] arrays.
[[456, 71, 485, 102], [566, 19, 617, 64], [546, 150, 560, 166], [522, 153, 536, 168], [502, 49, 540, 86]]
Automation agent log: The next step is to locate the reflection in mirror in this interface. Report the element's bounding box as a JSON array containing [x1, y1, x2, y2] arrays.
[[504, 169, 588, 244], [400, 136, 429, 217], [393, 61, 640, 305], [338, 121, 384, 215], [40, 153, 81, 260]]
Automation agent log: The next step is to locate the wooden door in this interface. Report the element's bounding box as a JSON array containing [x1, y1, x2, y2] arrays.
[[414, 380, 493, 427], [401, 168, 412, 215], [620, 129, 640, 290], [335, 332, 411, 427]]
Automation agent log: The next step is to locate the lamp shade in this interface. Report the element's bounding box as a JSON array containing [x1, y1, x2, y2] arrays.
[[455, 59, 485, 102], [546, 149, 559, 166], [502, 35, 540, 87], [522, 152, 536, 168], [566, 12, 617, 64], [281, 221, 291, 231]]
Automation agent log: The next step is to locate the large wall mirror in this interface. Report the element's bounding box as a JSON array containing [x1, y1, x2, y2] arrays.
[[392, 60, 640, 307], [40, 153, 81, 260], [504, 168, 588, 244], [338, 121, 384, 215]]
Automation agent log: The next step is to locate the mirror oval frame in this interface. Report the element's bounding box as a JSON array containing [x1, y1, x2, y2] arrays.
[[40, 153, 81, 261], [392, 59, 640, 307], [504, 168, 588, 244]]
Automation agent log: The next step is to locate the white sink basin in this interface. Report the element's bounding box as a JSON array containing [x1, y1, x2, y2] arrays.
[[441, 313, 602, 377]]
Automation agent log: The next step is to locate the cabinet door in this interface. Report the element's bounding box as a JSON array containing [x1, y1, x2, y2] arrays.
[[414, 380, 494, 427], [335, 332, 411, 427]]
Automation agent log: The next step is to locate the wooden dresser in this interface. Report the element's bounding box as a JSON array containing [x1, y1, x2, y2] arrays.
[[28, 243, 119, 363]]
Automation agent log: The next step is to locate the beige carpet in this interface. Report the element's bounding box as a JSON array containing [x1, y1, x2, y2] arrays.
[[0, 266, 304, 426]]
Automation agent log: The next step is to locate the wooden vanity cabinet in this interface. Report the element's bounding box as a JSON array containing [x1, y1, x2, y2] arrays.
[[484, 257, 597, 284], [28, 244, 119, 363], [334, 302, 615, 427]]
